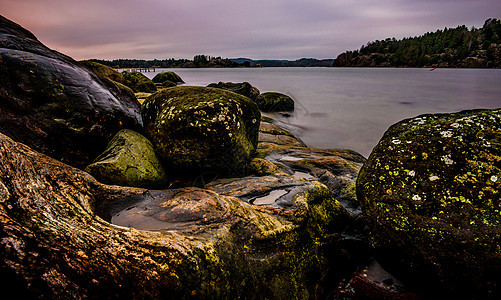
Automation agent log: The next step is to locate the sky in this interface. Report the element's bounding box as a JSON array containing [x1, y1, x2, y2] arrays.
[[1, 0, 500, 60]]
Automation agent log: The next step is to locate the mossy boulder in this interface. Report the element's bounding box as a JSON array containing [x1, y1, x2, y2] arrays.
[[122, 71, 157, 93], [85, 129, 167, 188], [79, 60, 127, 84], [141, 86, 261, 176], [207, 81, 260, 101], [161, 80, 176, 88], [152, 71, 184, 84], [256, 92, 295, 111], [357, 108, 501, 297]]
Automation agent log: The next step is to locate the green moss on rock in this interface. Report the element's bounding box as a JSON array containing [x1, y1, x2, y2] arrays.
[[256, 92, 295, 112], [85, 129, 167, 188], [141, 86, 261, 176], [79, 60, 127, 84], [207, 81, 260, 101], [357, 108, 501, 296], [152, 71, 184, 84], [122, 71, 157, 93]]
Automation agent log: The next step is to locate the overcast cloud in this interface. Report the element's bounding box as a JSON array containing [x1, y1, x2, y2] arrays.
[[1, 0, 500, 60]]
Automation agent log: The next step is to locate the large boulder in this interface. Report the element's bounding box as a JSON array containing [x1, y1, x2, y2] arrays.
[[79, 60, 127, 85], [357, 108, 501, 297], [0, 131, 352, 299], [122, 71, 157, 93], [151, 71, 184, 85], [207, 81, 260, 101], [85, 129, 167, 188], [256, 92, 295, 112], [142, 86, 261, 176], [0, 15, 142, 168]]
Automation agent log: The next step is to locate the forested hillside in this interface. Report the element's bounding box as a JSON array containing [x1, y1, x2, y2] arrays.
[[333, 18, 501, 68]]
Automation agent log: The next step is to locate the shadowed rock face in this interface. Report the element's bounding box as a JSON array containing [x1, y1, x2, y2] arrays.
[[357, 108, 501, 297], [207, 81, 260, 101], [0, 16, 143, 168]]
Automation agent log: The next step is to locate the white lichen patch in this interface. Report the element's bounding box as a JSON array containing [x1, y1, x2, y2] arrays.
[[429, 175, 440, 181], [412, 195, 422, 201], [392, 139, 402, 145], [408, 170, 416, 176], [440, 131, 453, 138], [441, 155, 454, 165], [491, 175, 498, 183]]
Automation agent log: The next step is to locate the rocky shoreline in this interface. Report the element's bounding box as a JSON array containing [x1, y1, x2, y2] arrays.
[[1, 15, 501, 299]]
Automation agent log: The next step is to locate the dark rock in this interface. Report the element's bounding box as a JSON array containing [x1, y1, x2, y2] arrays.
[[256, 92, 295, 112], [0, 16, 143, 168], [151, 71, 184, 84], [85, 129, 167, 188], [141, 86, 261, 176], [207, 81, 260, 101], [357, 108, 501, 297], [122, 71, 157, 93], [161, 80, 176, 88], [0, 131, 353, 299]]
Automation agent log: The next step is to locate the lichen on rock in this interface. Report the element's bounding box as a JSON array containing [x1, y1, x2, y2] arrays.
[[357, 108, 501, 297]]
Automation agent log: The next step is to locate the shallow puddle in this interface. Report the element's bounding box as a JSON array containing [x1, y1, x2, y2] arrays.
[[251, 189, 288, 205]]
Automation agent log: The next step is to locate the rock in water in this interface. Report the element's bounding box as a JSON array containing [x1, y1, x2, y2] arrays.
[[152, 71, 184, 85], [256, 92, 295, 112], [85, 129, 167, 188], [142, 86, 261, 176], [357, 108, 501, 297], [79, 60, 128, 85], [0, 16, 142, 168], [207, 81, 260, 101], [121, 71, 157, 93]]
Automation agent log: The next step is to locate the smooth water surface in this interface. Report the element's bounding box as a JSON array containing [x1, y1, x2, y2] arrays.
[[141, 68, 501, 157]]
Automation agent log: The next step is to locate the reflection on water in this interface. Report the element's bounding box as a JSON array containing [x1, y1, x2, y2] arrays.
[[142, 68, 501, 157]]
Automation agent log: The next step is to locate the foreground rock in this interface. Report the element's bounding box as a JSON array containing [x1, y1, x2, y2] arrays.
[[256, 92, 295, 111], [85, 129, 168, 188], [0, 131, 353, 298], [122, 70, 157, 93], [0, 16, 143, 168], [357, 108, 501, 297], [142, 86, 261, 176], [207, 81, 260, 101]]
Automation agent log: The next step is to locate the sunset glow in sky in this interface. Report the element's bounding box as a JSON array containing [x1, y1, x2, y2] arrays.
[[1, 0, 500, 60]]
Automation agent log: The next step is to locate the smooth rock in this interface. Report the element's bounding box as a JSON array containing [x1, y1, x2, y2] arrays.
[[122, 71, 157, 93], [256, 92, 295, 112], [152, 71, 184, 85], [85, 129, 167, 188], [207, 81, 260, 101]]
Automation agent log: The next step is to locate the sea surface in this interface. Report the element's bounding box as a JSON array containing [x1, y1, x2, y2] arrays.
[[139, 67, 501, 157]]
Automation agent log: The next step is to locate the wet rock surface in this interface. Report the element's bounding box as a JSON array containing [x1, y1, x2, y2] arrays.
[[142, 86, 261, 176], [0, 16, 143, 168], [85, 129, 167, 189], [121, 70, 157, 93], [357, 108, 501, 298], [152, 71, 184, 85]]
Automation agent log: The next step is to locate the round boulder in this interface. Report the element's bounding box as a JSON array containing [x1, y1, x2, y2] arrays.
[[85, 129, 167, 188], [256, 92, 294, 111], [141, 86, 261, 176], [152, 71, 184, 84], [357, 109, 501, 297], [207, 81, 260, 101]]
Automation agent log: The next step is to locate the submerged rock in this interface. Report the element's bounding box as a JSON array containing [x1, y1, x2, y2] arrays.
[[142, 86, 261, 176], [122, 71, 157, 93], [85, 129, 167, 188], [207, 81, 260, 101], [0, 16, 143, 168], [256, 92, 295, 112], [152, 71, 184, 85], [357, 108, 501, 297]]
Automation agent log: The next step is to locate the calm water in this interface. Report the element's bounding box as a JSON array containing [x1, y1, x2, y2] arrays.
[[140, 68, 501, 157]]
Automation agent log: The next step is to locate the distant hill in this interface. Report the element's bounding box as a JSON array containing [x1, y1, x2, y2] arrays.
[[333, 18, 501, 68], [231, 58, 334, 67]]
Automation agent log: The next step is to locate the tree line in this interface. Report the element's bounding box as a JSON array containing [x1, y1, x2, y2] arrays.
[[333, 18, 501, 68]]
